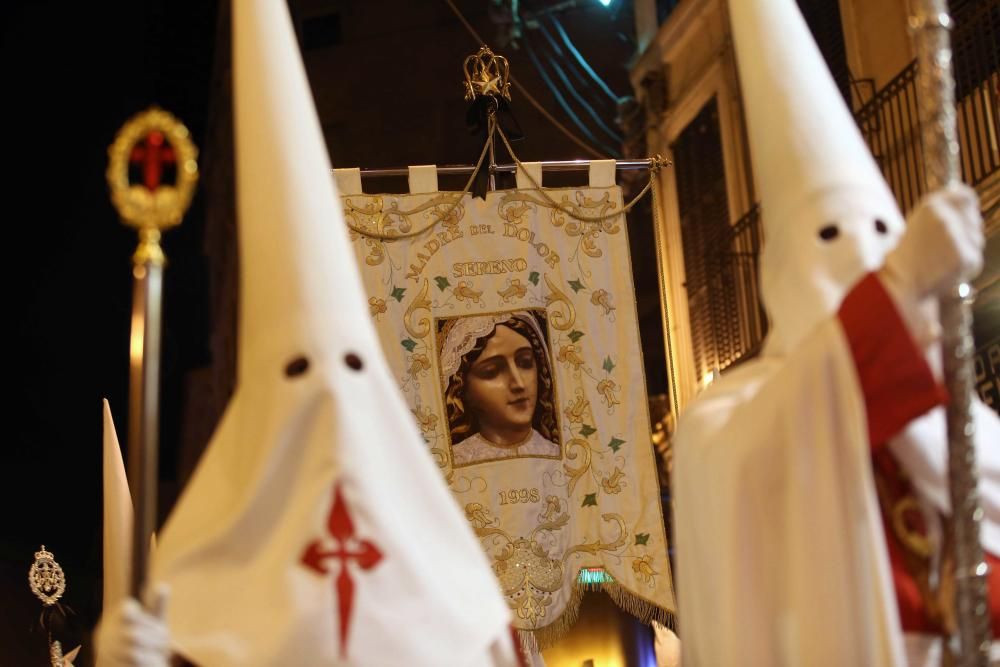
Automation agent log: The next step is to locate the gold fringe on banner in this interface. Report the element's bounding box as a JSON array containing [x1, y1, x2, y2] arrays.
[[518, 581, 677, 653]]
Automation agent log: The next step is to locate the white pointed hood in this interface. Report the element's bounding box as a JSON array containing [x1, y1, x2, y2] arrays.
[[731, 0, 906, 355], [102, 399, 132, 611], [150, 0, 513, 664], [233, 0, 365, 379]]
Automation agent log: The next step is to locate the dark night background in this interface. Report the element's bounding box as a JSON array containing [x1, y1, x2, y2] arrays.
[[3, 3, 219, 664], [1, 1, 654, 664]]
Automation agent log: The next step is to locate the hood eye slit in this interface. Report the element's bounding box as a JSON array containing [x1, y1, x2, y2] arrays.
[[818, 224, 839, 241]]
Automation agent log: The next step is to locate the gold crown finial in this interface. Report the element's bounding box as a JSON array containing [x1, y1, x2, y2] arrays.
[[463, 46, 511, 102]]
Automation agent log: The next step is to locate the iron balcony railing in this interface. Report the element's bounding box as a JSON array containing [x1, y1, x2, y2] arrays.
[[855, 0, 1000, 213]]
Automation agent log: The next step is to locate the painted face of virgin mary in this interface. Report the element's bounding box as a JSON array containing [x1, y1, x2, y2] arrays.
[[464, 324, 539, 442]]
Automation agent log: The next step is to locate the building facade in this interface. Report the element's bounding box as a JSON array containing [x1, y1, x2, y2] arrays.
[[629, 0, 1000, 415]]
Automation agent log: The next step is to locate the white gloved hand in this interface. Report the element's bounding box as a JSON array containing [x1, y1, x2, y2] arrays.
[[879, 184, 983, 380], [883, 183, 984, 300], [94, 586, 171, 667]]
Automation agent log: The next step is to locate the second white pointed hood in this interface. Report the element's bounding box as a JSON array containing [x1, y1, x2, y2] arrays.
[[730, 0, 906, 355], [102, 399, 132, 611]]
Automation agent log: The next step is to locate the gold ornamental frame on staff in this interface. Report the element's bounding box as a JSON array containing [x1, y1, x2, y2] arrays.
[[107, 106, 198, 598]]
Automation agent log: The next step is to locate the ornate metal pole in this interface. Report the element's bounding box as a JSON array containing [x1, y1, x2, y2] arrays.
[[910, 3, 991, 664], [107, 107, 198, 598]]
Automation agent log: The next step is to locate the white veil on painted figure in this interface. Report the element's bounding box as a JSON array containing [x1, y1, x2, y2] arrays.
[[439, 310, 561, 467]]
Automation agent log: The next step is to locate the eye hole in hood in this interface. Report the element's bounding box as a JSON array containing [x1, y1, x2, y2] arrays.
[[818, 225, 840, 241], [285, 356, 310, 378]]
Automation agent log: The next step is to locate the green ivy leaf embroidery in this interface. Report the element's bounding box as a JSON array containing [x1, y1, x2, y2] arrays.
[[602, 356, 616, 373], [434, 276, 451, 291], [401, 338, 417, 352], [528, 271, 540, 286], [580, 424, 597, 437], [582, 493, 598, 507], [567, 330, 585, 343], [390, 286, 406, 302], [568, 278, 585, 293], [635, 533, 650, 546], [608, 437, 625, 453]]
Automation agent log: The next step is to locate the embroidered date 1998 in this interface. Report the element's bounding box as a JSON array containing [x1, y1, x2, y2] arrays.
[[499, 488, 540, 505]]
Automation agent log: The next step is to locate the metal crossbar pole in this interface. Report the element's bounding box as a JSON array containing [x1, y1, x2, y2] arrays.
[[342, 159, 656, 179]]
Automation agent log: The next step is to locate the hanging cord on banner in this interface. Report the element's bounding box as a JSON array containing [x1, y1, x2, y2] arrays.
[[343, 116, 496, 241], [442, 0, 606, 160], [492, 120, 667, 223], [345, 118, 670, 241]]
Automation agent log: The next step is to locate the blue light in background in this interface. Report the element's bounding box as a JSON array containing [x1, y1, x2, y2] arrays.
[[634, 620, 659, 667]]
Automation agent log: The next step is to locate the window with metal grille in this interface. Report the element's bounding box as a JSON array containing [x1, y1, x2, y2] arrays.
[[953, 0, 1000, 98], [673, 99, 768, 384], [673, 99, 737, 383]]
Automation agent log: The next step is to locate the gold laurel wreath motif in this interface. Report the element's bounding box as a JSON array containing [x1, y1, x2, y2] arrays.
[[106, 106, 199, 231]]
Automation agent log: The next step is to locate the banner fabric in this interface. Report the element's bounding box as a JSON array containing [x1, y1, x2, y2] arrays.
[[340, 171, 676, 648]]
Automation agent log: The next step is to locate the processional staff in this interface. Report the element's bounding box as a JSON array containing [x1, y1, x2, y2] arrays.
[[910, 2, 991, 664], [106, 107, 199, 598]]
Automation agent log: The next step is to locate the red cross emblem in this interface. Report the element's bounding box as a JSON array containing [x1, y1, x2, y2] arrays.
[[129, 130, 176, 190], [301, 484, 383, 659]]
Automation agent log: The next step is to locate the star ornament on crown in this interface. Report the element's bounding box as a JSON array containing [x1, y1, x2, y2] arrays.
[[463, 45, 511, 102]]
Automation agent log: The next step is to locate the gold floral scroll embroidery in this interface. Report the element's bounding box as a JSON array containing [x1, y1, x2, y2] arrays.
[[403, 278, 432, 339]]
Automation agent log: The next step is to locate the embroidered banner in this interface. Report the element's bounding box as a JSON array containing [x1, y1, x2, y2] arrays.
[[342, 182, 675, 647]]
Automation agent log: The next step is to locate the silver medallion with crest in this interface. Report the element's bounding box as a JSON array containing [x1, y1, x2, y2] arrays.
[[29, 545, 66, 606]]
